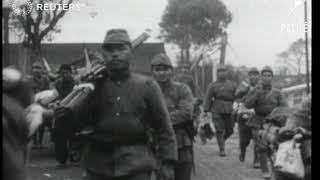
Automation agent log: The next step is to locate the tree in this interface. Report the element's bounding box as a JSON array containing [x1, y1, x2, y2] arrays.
[[276, 38, 311, 76], [159, 0, 232, 64], [8, 0, 75, 67]]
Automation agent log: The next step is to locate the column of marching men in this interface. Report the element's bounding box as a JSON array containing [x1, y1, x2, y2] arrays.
[[3, 28, 311, 180]]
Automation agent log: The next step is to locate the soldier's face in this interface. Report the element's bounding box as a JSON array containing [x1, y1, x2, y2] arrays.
[[61, 70, 72, 80], [102, 44, 132, 71], [32, 67, 42, 76], [217, 70, 227, 79], [261, 72, 273, 85], [152, 65, 173, 83], [248, 72, 259, 85]]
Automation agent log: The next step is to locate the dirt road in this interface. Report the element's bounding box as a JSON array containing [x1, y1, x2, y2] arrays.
[[27, 129, 263, 180]]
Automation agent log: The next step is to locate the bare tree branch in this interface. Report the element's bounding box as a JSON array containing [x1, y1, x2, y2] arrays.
[[39, 0, 73, 39]]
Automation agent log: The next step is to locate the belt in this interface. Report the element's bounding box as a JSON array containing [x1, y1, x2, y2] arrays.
[[89, 134, 148, 147]]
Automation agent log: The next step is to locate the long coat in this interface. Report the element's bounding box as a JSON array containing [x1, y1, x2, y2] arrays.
[[77, 72, 178, 177]]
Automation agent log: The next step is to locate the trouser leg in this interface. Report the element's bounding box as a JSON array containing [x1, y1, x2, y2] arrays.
[[174, 162, 192, 180], [54, 128, 69, 164], [84, 170, 152, 180], [224, 114, 234, 141], [212, 113, 225, 153], [252, 128, 269, 173], [238, 122, 252, 161], [38, 124, 45, 146]]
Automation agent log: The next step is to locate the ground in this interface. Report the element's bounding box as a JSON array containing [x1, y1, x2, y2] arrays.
[[26, 126, 264, 180]]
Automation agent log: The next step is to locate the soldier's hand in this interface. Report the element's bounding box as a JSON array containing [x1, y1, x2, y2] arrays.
[[159, 161, 175, 180]]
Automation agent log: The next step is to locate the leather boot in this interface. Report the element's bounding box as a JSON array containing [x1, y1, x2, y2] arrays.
[[239, 147, 246, 162]]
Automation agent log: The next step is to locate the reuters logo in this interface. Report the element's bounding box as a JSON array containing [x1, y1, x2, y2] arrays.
[[12, 0, 33, 15]]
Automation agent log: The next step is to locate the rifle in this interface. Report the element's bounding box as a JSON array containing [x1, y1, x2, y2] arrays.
[[55, 32, 150, 114]]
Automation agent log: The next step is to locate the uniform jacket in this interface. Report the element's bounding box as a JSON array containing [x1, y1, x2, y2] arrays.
[[78, 71, 178, 177], [54, 78, 75, 99], [244, 86, 287, 128], [159, 80, 194, 150], [203, 79, 237, 114]]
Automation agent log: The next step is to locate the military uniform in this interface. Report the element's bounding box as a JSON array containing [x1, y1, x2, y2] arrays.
[[75, 30, 177, 180], [203, 66, 237, 155], [235, 67, 259, 163], [244, 67, 287, 177], [3, 68, 33, 180], [53, 65, 76, 165], [151, 53, 194, 180], [277, 95, 311, 180]]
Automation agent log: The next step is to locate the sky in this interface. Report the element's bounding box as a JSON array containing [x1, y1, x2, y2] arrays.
[[7, 0, 312, 69]]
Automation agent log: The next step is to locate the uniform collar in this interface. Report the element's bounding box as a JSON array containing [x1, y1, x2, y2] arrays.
[[108, 68, 131, 82]]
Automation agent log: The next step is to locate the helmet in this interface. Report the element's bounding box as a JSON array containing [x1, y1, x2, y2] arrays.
[[261, 66, 273, 75], [248, 67, 259, 74], [217, 64, 227, 72], [102, 29, 131, 48], [151, 53, 173, 68]]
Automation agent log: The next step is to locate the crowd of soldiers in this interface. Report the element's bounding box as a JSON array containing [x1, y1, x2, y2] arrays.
[[3, 29, 311, 180]]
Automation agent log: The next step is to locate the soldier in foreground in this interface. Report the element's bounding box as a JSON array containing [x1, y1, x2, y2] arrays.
[[244, 66, 287, 179], [151, 53, 194, 180], [278, 95, 311, 180], [235, 67, 260, 165], [27, 61, 51, 149], [203, 65, 237, 156], [3, 68, 46, 180], [69, 29, 177, 180]]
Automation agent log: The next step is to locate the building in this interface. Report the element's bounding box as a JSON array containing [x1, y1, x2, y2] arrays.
[[4, 43, 165, 75]]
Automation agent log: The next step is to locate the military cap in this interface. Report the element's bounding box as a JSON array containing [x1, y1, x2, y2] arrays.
[[58, 64, 72, 73], [102, 29, 131, 48], [151, 53, 173, 68], [248, 67, 259, 74], [261, 66, 273, 75], [217, 64, 227, 72], [32, 61, 43, 68]]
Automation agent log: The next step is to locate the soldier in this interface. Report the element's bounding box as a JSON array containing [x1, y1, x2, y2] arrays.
[[3, 68, 46, 180], [52, 64, 76, 167], [278, 95, 311, 180], [27, 61, 50, 149], [203, 65, 237, 156], [244, 66, 287, 179], [70, 29, 177, 180], [174, 63, 196, 96], [235, 67, 260, 165], [151, 53, 194, 180]]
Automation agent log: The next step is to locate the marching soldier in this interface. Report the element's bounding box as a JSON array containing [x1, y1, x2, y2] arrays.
[[52, 64, 76, 167], [27, 61, 50, 149], [235, 67, 260, 165], [278, 95, 311, 180], [151, 53, 194, 180], [174, 63, 196, 96], [203, 65, 237, 156], [72, 29, 177, 180], [245, 66, 287, 179]]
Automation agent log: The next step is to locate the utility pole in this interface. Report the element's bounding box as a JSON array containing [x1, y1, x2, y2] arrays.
[[304, 0, 310, 94], [219, 32, 228, 65]]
